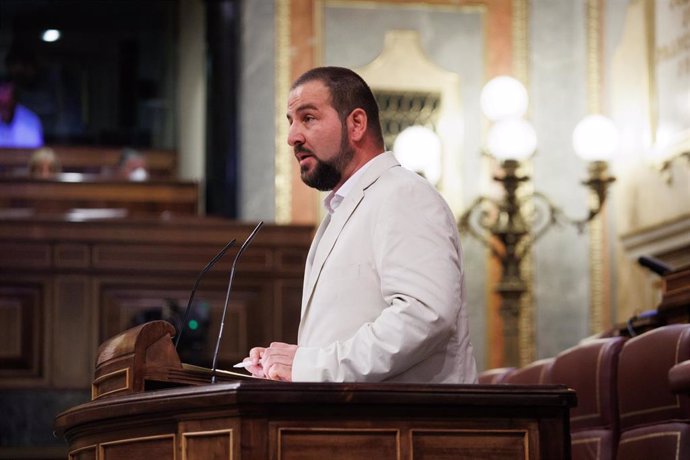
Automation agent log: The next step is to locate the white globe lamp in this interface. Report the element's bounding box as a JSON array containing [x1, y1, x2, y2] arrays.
[[393, 126, 443, 186], [480, 76, 529, 121], [486, 118, 537, 161], [572, 114, 619, 162]]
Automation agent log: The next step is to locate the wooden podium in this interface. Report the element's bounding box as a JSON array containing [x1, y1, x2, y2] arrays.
[[55, 322, 576, 459]]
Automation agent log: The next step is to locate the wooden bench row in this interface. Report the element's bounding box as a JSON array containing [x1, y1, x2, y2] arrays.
[[0, 146, 177, 179]]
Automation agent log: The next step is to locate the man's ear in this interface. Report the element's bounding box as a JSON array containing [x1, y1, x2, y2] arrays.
[[347, 108, 368, 142]]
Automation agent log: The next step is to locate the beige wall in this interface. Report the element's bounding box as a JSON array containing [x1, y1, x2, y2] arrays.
[[610, 0, 690, 322], [177, 0, 207, 189]]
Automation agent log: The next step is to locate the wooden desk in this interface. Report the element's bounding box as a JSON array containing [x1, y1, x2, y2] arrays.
[[55, 381, 576, 459], [54, 321, 575, 459], [0, 176, 199, 215]]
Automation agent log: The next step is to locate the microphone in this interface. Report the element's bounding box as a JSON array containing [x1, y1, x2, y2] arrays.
[[637, 255, 673, 276], [174, 238, 237, 349], [210, 221, 264, 383]]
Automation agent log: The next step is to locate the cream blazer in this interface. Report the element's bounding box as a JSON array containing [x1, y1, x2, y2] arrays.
[[292, 152, 477, 383]]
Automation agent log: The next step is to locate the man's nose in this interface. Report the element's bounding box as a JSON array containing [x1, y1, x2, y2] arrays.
[[287, 124, 304, 147]]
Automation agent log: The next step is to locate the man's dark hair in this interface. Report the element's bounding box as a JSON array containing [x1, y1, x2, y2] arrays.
[[291, 66, 384, 148]]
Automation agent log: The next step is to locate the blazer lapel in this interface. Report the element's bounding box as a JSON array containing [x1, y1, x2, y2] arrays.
[[302, 213, 330, 306], [300, 152, 400, 321]]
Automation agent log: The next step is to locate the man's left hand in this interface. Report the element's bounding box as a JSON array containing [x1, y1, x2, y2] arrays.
[[260, 342, 298, 381]]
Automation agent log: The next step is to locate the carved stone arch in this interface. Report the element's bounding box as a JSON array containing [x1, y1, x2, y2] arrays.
[[357, 30, 464, 216]]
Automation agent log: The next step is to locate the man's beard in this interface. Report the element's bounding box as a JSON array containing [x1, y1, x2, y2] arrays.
[[298, 126, 354, 191]]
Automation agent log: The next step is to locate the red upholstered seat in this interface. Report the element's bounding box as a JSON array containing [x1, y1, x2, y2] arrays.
[[616, 324, 690, 460], [551, 336, 627, 460], [477, 367, 515, 384], [669, 359, 690, 393], [503, 357, 553, 385]]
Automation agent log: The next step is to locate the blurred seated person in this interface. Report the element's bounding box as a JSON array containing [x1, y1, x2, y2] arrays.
[[117, 148, 149, 181], [28, 147, 60, 179], [0, 77, 43, 148]]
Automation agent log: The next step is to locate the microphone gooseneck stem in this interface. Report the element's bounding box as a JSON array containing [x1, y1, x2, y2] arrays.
[[175, 238, 237, 349], [210, 221, 264, 383], [211, 257, 237, 383]]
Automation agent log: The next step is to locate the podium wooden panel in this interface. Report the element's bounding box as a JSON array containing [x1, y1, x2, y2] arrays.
[[0, 216, 312, 389], [55, 381, 575, 460], [54, 322, 576, 459]]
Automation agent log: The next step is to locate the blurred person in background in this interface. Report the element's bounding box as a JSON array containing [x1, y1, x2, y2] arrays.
[[117, 148, 149, 181], [0, 77, 43, 148], [28, 147, 60, 179]]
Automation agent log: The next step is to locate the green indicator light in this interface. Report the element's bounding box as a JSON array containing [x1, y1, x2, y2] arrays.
[[189, 319, 199, 330]]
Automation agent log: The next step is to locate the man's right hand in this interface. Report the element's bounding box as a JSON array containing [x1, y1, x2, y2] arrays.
[[240, 346, 267, 378]]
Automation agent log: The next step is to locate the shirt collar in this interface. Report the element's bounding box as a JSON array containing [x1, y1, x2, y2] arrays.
[[323, 159, 374, 215]]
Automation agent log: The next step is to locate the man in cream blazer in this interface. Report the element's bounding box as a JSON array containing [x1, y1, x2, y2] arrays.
[[242, 67, 477, 383]]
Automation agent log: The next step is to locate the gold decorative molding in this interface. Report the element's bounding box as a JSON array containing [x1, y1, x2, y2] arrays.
[[99, 434, 176, 455], [182, 429, 234, 460], [91, 367, 130, 400], [587, 0, 602, 114], [272, 0, 526, 367], [68, 444, 97, 460], [275, 0, 292, 224], [586, 0, 609, 334], [512, 0, 535, 367], [588, 194, 607, 333], [518, 249, 535, 366], [512, 0, 529, 83], [283, 0, 495, 226], [645, 0, 658, 142]]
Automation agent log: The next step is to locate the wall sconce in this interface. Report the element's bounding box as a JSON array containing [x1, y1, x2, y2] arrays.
[[648, 128, 690, 184], [659, 150, 690, 183], [460, 76, 618, 367]]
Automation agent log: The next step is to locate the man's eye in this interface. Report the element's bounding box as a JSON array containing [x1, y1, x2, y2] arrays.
[[304, 115, 315, 123]]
